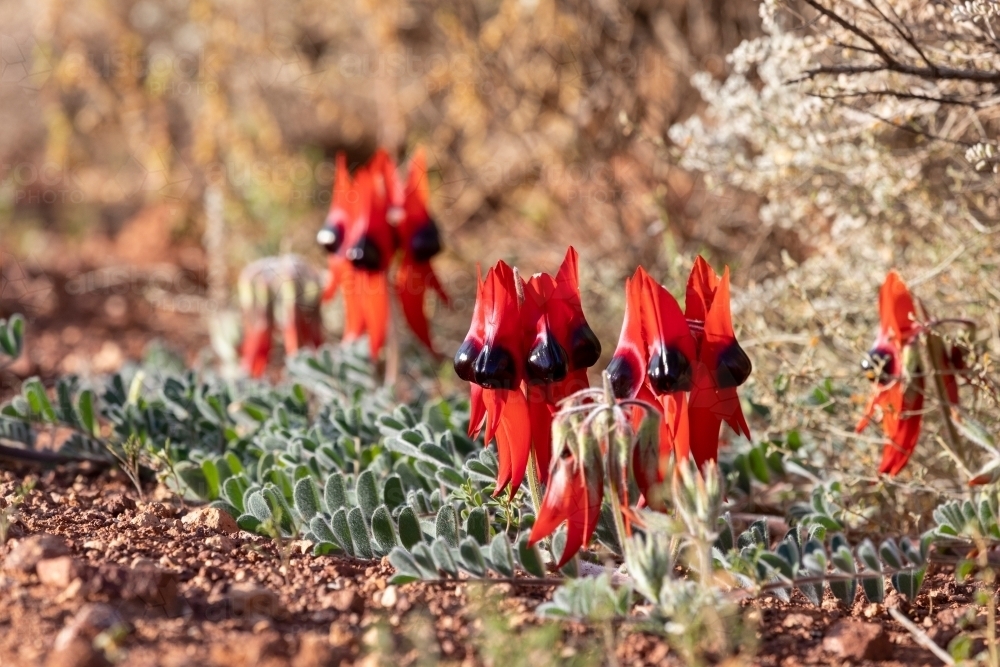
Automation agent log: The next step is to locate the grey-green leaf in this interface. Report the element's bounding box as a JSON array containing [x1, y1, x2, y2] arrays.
[[347, 507, 374, 559], [324, 473, 347, 513], [355, 470, 379, 523], [370, 505, 399, 555], [435, 504, 460, 548], [397, 506, 423, 549], [465, 506, 489, 546], [489, 533, 515, 577], [294, 477, 322, 520]]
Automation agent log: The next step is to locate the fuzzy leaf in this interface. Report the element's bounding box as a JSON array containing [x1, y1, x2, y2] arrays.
[[382, 475, 405, 511], [489, 533, 515, 577], [388, 548, 425, 583], [293, 477, 322, 520], [200, 459, 221, 500], [435, 504, 460, 548], [431, 539, 458, 577], [236, 514, 261, 532], [331, 508, 354, 556], [453, 538, 485, 577], [324, 473, 348, 513], [355, 470, 379, 522], [310, 515, 337, 544], [465, 506, 489, 546], [397, 506, 423, 549], [517, 533, 545, 578], [222, 477, 248, 513], [347, 507, 374, 559], [370, 505, 399, 555]]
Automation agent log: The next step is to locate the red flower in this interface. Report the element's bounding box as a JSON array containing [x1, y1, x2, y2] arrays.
[[456, 248, 601, 497], [521, 248, 601, 482], [604, 267, 695, 500], [528, 257, 752, 564], [856, 271, 926, 476], [456, 262, 531, 497], [685, 258, 752, 466], [528, 447, 603, 568], [318, 152, 352, 303], [394, 149, 450, 354], [606, 259, 751, 494], [319, 148, 449, 360]]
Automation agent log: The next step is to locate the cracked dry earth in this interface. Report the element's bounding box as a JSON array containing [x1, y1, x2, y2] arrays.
[[0, 463, 986, 667]]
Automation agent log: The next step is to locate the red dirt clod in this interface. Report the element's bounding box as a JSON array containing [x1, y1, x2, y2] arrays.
[[822, 620, 894, 661]]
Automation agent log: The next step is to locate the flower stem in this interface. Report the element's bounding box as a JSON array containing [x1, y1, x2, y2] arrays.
[[527, 449, 543, 516], [607, 472, 632, 563]]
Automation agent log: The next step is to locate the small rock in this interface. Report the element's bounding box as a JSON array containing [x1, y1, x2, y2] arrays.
[[122, 563, 180, 615], [36, 556, 82, 589], [782, 613, 814, 629], [331, 589, 364, 614], [4, 534, 69, 573], [83, 540, 106, 551], [54, 603, 125, 649], [56, 578, 84, 603], [863, 602, 884, 618], [294, 633, 334, 667], [181, 507, 239, 535], [329, 624, 354, 648], [228, 583, 284, 619], [205, 535, 236, 552], [291, 539, 313, 555], [379, 586, 398, 609], [102, 494, 136, 517], [129, 512, 161, 529], [823, 620, 893, 661], [48, 602, 126, 666]]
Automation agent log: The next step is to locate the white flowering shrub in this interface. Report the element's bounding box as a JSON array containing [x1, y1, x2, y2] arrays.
[[668, 0, 1000, 242]]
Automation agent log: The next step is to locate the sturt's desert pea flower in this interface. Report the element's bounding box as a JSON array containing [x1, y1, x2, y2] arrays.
[[455, 262, 531, 497], [521, 248, 601, 482], [318, 148, 449, 359], [528, 417, 604, 568], [685, 257, 752, 467], [455, 248, 602, 496], [605, 267, 695, 503], [527, 256, 750, 565], [606, 258, 752, 500], [238, 255, 323, 378], [853, 270, 972, 477], [394, 149, 450, 355]]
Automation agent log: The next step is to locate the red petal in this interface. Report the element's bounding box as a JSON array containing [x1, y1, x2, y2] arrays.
[[395, 261, 440, 353], [322, 256, 346, 303], [469, 384, 486, 439], [700, 268, 751, 439], [341, 267, 366, 342], [880, 271, 918, 347], [358, 270, 389, 359], [500, 387, 531, 498], [685, 255, 719, 322], [688, 365, 723, 467], [608, 273, 646, 399], [878, 377, 924, 475], [637, 267, 697, 370], [526, 384, 554, 485], [241, 322, 272, 378], [528, 456, 573, 544], [403, 148, 430, 224], [482, 387, 531, 498]]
